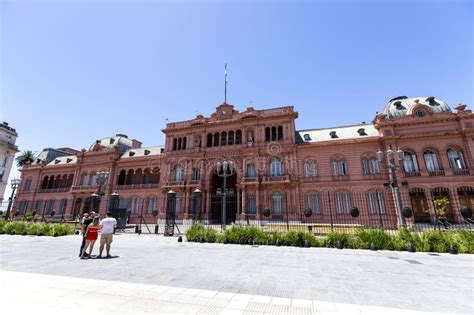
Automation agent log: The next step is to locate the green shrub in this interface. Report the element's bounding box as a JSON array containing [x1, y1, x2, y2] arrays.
[[0, 219, 6, 233], [392, 227, 422, 251], [51, 224, 74, 236], [3, 221, 28, 235], [224, 225, 249, 244], [324, 232, 351, 248], [420, 231, 451, 253], [448, 231, 474, 254], [355, 228, 394, 250], [204, 227, 220, 243], [186, 223, 206, 242]]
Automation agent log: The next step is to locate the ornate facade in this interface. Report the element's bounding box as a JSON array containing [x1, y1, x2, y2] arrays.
[[13, 97, 474, 226], [0, 122, 19, 203]]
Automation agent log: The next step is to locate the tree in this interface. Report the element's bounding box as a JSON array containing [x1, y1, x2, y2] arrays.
[[15, 150, 35, 167]]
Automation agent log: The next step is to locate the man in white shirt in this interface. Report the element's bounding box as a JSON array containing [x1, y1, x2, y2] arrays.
[[98, 212, 117, 258]]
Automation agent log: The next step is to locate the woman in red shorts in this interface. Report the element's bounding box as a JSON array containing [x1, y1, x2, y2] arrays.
[[80, 217, 101, 259]]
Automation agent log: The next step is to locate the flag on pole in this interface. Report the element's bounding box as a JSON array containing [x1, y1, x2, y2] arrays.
[[225, 63, 228, 83]]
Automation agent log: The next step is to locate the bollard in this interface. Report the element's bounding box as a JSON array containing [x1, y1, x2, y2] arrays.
[[223, 238, 229, 244], [177, 236, 183, 242], [275, 239, 281, 247], [303, 240, 310, 248], [199, 237, 205, 243], [154, 225, 159, 234], [134, 225, 139, 233], [448, 245, 457, 255], [336, 241, 343, 249], [247, 238, 253, 245], [407, 243, 416, 253], [369, 242, 377, 251]]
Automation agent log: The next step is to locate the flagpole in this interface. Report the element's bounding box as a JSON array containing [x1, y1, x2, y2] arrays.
[[224, 63, 227, 104]]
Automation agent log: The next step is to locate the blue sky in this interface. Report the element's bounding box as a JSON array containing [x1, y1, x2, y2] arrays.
[[1, 0, 472, 199]]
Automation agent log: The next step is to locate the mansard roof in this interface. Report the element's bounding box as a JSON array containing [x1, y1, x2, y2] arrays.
[[121, 146, 164, 159], [296, 124, 379, 143], [380, 96, 451, 120], [89, 134, 134, 153]]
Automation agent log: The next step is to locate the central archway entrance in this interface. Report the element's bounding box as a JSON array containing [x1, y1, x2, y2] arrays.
[[210, 172, 237, 224]]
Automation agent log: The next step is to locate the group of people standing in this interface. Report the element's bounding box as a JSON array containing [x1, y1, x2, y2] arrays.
[[79, 211, 117, 259]]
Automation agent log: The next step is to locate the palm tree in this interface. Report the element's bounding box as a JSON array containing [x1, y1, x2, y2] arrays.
[[15, 150, 35, 167]]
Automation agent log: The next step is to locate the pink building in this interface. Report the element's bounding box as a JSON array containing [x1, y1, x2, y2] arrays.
[[13, 96, 474, 227]]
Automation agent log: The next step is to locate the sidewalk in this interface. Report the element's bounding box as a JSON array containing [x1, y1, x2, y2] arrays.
[[0, 270, 441, 314]]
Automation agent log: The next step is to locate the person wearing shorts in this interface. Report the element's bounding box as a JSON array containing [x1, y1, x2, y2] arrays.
[[80, 217, 100, 259], [98, 212, 117, 258]]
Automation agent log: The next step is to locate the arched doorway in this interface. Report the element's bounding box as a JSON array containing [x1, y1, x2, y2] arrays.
[[210, 171, 238, 224]]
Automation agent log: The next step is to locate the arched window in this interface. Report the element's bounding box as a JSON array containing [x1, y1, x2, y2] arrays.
[[47, 175, 54, 189], [150, 167, 160, 184], [130, 197, 140, 214], [173, 165, 183, 182], [41, 176, 49, 189], [90, 172, 97, 186], [235, 130, 242, 144], [304, 161, 317, 177], [367, 191, 385, 214], [214, 132, 220, 147], [402, 152, 419, 173], [340, 160, 348, 175], [67, 174, 74, 187], [126, 170, 135, 185], [305, 192, 321, 214], [142, 169, 151, 184], [207, 133, 213, 147], [228, 131, 234, 145], [335, 191, 351, 214], [117, 170, 126, 185], [175, 195, 182, 213], [271, 127, 277, 141], [147, 196, 158, 214], [362, 157, 380, 175], [423, 150, 440, 171], [192, 168, 201, 181], [134, 169, 143, 185], [272, 191, 284, 215], [265, 127, 271, 142], [277, 126, 283, 140], [81, 173, 88, 187], [221, 132, 227, 146], [270, 158, 282, 177], [53, 175, 61, 189], [177, 138, 182, 150], [59, 199, 68, 214], [246, 194, 256, 215], [447, 148, 467, 170], [182, 137, 187, 150]]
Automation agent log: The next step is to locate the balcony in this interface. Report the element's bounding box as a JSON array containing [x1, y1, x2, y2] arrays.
[[71, 185, 99, 192], [115, 183, 160, 190], [262, 175, 291, 183], [403, 171, 421, 177], [301, 176, 319, 182], [331, 175, 350, 181], [452, 169, 470, 176], [188, 179, 201, 186], [243, 177, 258, 183], [165, 181, 186, 187], [428, 170, 445, 177], [37, 187, 71, 194]]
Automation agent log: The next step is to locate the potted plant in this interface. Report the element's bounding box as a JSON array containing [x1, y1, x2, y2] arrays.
[[433, 197, 450, 228], [263, 208, 271, 218], [304, 208, 312, 217]]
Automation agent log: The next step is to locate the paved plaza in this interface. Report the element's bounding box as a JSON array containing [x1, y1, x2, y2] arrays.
[[0, 234, 473, 314]]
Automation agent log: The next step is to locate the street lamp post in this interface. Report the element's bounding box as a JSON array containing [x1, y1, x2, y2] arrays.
[[193, 188, 202, 222], [377, 147, 406, 226], [5, 178, 21, 221], [216, 160, 234, 229], [91, 171, 109, 213]]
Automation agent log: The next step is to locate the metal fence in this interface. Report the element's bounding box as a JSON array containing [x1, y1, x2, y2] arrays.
[[3, 188, 473, 236]]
